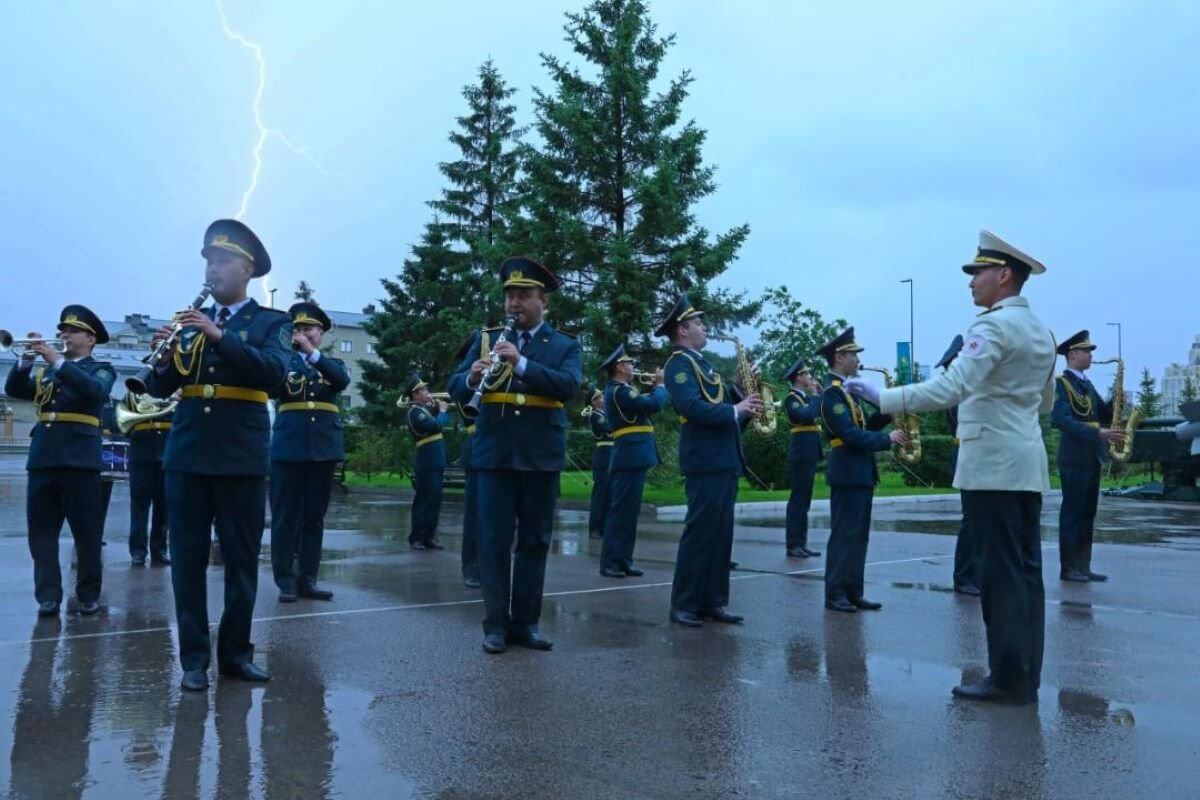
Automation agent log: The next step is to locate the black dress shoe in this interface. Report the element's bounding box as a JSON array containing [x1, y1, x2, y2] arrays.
[[600, 567, 627, 578], [954, 583, 981, 597], [786, 547, 808, 558], [507, 631, 553, 651], [78, 601, 101, 616], [482, 634, 507, 654], [409, 541, 428, 551], [952, 677, 1035, 705], [131, 551, 147, 566], [825, 598, 857, 613], [37, 601, 59, 617], [151, 552, 171, 566], [1060, 569, 1089, 583], [278, 589, 298, 603], [669, 609, 704, 627], [424, 539, 445, 551], [851, 598, 882, 611], [1086, 571, 1108, 582], [729, 561, 739, 570], [803, 547, 822, 557], [623, 566, 645, 577], [219, 661, 270, 682], [702, 608, 744, 624], [181, 669, 209, 692], [463, 576, 481, 589], [298, 583, 334, 601]]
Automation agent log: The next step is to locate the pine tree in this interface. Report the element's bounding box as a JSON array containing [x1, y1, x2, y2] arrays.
[[295, 281, 315, 301], [517, 0, 752, 366], [1136, 367, 1162, 419], [358, 62, 524, 425]]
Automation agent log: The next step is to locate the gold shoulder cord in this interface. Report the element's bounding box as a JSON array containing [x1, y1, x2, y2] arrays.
[[613, 385, 638, 424], [1058, 375, 1093, 417], [285, 367, 308, 398], [478, 329, 514, 393], [32, 367, 54, 410], [670, 350, 724, 404], [173, 332, 208, 384], [819, 384, 864, 433]]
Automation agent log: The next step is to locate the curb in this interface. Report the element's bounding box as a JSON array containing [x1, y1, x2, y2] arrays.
[[657, 490, 1064, 521]]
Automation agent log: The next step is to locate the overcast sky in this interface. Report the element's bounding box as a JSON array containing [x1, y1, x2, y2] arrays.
[[2, 0, 1197, 387]]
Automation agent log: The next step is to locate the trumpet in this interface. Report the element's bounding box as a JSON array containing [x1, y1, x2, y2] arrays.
[[396, 392, 451, 410], [632, 370, 660, 386], [126, 283, 213, 394], [0, 330, 67, 354]]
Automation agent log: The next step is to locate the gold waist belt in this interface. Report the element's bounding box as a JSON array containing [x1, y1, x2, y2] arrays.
[[132, 422, 172, 432], [278, 401, 340, 414], [416, 433, 444, 447], [180, 385, 268, 403], [790, 425, 819, 433], [612, 425, 654, 439], [481, 393, 564, 409]]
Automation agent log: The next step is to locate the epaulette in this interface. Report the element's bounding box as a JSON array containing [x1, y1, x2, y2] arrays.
[[483, 326, 503, 333], [556, 330, 578, 339]]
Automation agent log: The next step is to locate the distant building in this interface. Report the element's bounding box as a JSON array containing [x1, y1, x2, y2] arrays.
[[1161, 335, 1200, 416], [0, 305, 382, 442]]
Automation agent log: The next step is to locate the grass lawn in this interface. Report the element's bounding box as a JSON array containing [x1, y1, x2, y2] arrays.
[[347, 466, 1157, 506]]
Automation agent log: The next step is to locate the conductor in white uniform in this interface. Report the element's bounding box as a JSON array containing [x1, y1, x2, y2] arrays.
[[847, 231, 1056, 705]]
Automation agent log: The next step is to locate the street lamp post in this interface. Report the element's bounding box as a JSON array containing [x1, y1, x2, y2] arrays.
[[901, 278, 914, 380], [269, 288, 277, 309], [1106, 321, 1122, 361]]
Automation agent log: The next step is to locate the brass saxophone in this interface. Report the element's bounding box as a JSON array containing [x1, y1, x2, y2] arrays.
[[1094, 358, 1140, 462], [711, 334, 776, 435], [860, 366, 922, 465]]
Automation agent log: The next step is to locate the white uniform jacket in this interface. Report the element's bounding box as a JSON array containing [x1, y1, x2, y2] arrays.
[[878, 296, 1057, 492]]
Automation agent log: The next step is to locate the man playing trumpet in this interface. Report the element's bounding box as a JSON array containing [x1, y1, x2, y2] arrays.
[[4, 305, 116, 616], [598, 343, 666, 579], [782, 359, 822, 559], [404, 374, 449, 551]]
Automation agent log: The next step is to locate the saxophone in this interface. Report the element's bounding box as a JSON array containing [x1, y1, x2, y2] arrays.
[[1094, 358, 1140, 462], [711, 334, 776, 435], [860, 366, 922, 465]]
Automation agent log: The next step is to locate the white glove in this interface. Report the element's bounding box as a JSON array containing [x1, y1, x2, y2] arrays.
[[844, 378, 880, 406]]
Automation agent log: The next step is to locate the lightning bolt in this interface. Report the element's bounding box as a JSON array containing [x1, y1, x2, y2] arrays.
[[215, 0, 343, 303]]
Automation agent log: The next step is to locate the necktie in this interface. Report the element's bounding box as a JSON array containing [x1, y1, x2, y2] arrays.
[[217, 307, 231, 328], [520, 331, 532, 352]]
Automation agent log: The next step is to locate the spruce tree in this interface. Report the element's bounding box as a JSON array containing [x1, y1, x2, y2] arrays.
[[358, 62, 524, 425], [517, 0, 752, 365], [1136, 367, 1162, 419]]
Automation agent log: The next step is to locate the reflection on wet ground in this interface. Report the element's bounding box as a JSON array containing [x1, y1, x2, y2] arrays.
[[0, 455, 1196, 798]]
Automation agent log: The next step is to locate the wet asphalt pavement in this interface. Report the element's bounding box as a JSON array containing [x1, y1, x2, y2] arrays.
[[0, 454, 1196, 799]]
